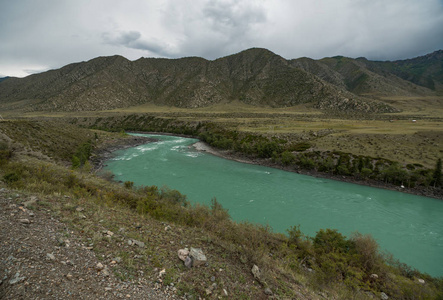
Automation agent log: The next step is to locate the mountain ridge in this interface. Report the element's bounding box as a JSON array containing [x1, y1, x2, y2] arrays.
[[0, 48, 441, 113]]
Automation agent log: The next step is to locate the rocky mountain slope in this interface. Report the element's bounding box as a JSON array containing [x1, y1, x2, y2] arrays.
[[0, 48, 441, 113]]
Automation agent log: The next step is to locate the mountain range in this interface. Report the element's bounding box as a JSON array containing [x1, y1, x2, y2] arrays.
[[0, 48, 442, 113]]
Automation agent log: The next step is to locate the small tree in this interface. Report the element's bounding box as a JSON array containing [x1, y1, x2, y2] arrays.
[[432, 158, 442, 187], [210, 197, 230, 222], [360, 167, 372, 179], [124, 181, 134, 189]]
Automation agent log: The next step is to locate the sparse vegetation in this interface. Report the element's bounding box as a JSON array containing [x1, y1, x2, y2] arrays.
[[0, 118, 442, 299]]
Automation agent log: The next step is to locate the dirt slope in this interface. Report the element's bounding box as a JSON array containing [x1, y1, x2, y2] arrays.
[[0, 188, 171, 300]]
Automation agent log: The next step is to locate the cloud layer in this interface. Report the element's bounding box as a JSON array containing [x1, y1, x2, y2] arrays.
[[1, 0, 442, 77]]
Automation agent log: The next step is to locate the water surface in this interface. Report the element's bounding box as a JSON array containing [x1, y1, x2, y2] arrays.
[[103, 134, 443, 276]]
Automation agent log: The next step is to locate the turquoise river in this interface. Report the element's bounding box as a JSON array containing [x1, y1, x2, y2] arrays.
[[103, 134, 443, 277]]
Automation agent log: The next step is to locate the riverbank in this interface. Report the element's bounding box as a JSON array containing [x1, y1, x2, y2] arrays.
[[193, 141, 443, 200], [90, 131, 442, 200], [91, 134, 156, 173]]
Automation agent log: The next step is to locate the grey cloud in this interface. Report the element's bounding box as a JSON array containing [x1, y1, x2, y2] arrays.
[[257, 0, 443, 61], [23, 68, 50, 75], [102, 31, 176, 57], [105, 31, 142, 46], [1, 0, 443, 77], [164, 0, 268, 60], [203, 0, 266, 33]]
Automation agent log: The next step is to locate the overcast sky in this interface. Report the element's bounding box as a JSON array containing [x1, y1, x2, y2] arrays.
[[1, 0, 443, 78]]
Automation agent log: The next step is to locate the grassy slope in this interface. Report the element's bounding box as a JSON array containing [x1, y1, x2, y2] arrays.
[[16, 96, 440, 169], [0, 118, 442, 299]]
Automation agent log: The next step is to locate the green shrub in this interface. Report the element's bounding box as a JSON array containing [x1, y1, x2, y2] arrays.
[[432, 158, 442, 187], [0, 141, 12, 165], [124, 181, 134, 189], [318, 157, 335, 173], [291, 142, 311, 152], [159, 186, 188, 207], [313, 229, 352, 254], [287, 225, 304, 245], [280, 151, 295, 166], [0, 141, 8, 151], [336, 164, 350, 175], [65, 172, 78, 188], [210, 197, 230, 222], [380, 163, 408, 185], [287, 225, 313, 258], [255, 140, 282, 158], [350, 232, 382, 273], [360, 167, 372, 179], [297, 154, 316, 169], [71, 140, 92, 169], [3, 171, 20, 184]]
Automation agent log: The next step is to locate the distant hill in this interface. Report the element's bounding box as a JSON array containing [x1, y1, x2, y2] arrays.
[[290, 52, 443, 96], [0, 48, 441, 113], [366, 50, 443, 91], [0, 76, 11, 83]]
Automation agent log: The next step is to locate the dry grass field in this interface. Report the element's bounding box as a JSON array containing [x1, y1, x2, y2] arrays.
[[7, 96, 443, 169], [107, 97, 442, 168]]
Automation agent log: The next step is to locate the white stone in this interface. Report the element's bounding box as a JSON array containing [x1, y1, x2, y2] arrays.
[[46, 253, 56, 261], [96, 263, 104, 270], [9, 273, 25, 285], [189, 247, 207, 267], [177, 248, 190, 262], [252, 264, 261, 279], [184, 256, 193, 268], [101, 268, 110, 277], [132, 239, 145, 248]]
